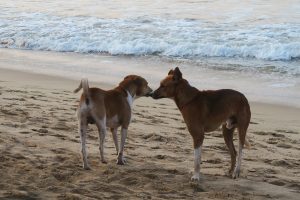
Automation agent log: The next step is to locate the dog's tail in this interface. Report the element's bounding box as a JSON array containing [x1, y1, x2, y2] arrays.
[[73, 78, 89, 96]]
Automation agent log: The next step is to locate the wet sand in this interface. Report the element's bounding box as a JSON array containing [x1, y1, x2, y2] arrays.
[[0, 68, 299, 199]]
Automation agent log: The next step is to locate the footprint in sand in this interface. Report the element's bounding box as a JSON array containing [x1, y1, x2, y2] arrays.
[[155, 154, 167, 160], [275, 129, 299, 134], [144, 173, 158, 179], [266, 137, 279, 144], [51, 148, 67, 154], [209, 145, 227, 152], [204, 158, 222, 164], [276, 142, 292, 149], [271, 133, 285, 137], [177, 126, 186, 130], [150, 118, 165, 124], [1, 108, 18, 116], [3, 190, 32, 199], [1, 122, 21, 128], [264, 168, 277, 174], [191, 184, 206, 193], [143, 133, 168, 142], [287, 183, 300, 191], [3, 97, 26, 101], [211, 132, 223, 138], [270, 159, 292, 167], [51, 170, 72, 181], [269, 179, 286, 186], [19, 131, 31, 135], [5, 89, 28, 94], [52, 121, 70, 131], [32, 128, 48, 135], [50, 133, 67, 140], [120, 177, 139, 185], [252, 131, 272, 136]]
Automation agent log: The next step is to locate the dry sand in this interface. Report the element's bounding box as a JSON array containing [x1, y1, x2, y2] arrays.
[[0, 68, 299, 199]]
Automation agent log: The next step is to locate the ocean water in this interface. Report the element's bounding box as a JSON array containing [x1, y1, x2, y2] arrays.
[[0, 0, 300, 105]]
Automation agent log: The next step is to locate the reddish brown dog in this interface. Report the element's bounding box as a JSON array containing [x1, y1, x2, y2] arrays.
[[74, 75, 152, 169], [151, 67, 251, 181]]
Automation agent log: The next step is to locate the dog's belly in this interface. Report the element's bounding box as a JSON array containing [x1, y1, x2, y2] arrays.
[[106, 115, 120, 128], [87, 116, 95, 124], [204, 122, 222, 132], [204, 117, 236, 132]]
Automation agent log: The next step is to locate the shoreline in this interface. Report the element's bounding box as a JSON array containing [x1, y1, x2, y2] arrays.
[[0, 67, 299, 108], [0, 48, 300, 108]]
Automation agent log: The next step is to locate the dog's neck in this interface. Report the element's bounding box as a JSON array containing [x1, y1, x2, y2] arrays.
[[173, 79, 199, 110], [118, 80, 138, 97], [126, 90, 135, 109], [116, 84, 137, 109], [117, 81, 136, 96]]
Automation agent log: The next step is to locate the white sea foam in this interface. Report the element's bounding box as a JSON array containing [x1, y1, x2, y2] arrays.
[[1, 13, 299, 63]]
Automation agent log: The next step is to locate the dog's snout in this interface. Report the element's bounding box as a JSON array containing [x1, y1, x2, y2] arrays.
[[149, 87, 153, 94], [151, 91, 160, 99], [145, 87, 153, 97], [145, 91, 154, 97]]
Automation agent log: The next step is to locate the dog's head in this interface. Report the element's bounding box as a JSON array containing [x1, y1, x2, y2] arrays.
[[151, 67, 182, 99], [121, 75, 153, 97]]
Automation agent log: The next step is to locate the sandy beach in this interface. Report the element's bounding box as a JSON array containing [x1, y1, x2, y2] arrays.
[[1, 0, 300, 199], [0, 65, 299, 199]]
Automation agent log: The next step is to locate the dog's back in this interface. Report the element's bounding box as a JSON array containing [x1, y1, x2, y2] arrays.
[[198, 89, 250, 122]]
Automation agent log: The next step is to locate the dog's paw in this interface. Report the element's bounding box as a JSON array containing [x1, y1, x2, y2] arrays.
[[232, 168, 240, 179], [227, 168, 234, 176], [101, 159, 108, 164], [191, 173, 200, 182], [83, 164, 91, 170], [116, 156, 126, 165]]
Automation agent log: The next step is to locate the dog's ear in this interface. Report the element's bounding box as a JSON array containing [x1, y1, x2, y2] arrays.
[[124, 75, 131, 80], [173, 67, 182, 81], [168, 69, 174, 75], [133, 76, 143, 85]]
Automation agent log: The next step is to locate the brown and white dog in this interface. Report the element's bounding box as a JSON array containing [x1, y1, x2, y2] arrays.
[[151, 67, 251, 181], [74, 75, 152, 169]]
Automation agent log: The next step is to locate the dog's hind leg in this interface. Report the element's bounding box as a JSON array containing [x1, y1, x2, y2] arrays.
[[117, 127, 127, 165], [79, 117, 90, 170], [232, 116, 250, 179], [96, 117, 107, 164], [111, 128, 119, 155], [222, 124, 236, 174], [232, 129, 245, 179]]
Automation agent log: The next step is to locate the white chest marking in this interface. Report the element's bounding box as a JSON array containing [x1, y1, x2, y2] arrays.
[[126, 90, 135, 122], [126, 90, 134, 109]]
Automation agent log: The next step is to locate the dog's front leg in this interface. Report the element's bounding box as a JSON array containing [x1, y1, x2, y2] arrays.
[[191, 145, 202, 181], [117, 127, 127, 165], [191, 132, 204, 181], [96, 117, 107, 164]]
